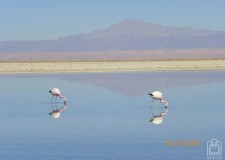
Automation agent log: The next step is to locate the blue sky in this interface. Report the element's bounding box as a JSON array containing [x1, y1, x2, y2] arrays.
[[1, 0, 225, 40]]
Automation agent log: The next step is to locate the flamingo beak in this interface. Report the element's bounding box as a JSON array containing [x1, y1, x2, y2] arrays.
[[49, 91, 51, 93]]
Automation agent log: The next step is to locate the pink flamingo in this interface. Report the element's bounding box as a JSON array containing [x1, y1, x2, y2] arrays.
[[49, 88, 67, 103], [148, 91, 168, 108]]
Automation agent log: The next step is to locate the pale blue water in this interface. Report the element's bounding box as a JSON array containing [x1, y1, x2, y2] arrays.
[[0, 71, 225, 160]]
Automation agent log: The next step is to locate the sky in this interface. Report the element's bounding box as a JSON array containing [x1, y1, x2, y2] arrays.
[[1, 0, 225, 41]]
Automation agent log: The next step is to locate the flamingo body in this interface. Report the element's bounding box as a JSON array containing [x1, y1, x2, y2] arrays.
[[49, 88, 67, 102], [148, 91, 163, 100], [148, 91, 168, 107], [49, 88, 61, 96]]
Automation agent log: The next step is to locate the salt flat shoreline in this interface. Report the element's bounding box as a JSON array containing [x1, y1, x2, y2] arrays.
[[1, 59, 225, 73]]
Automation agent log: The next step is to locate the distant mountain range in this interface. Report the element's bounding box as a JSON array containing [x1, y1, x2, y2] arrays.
[[1, 19, 225, 53]]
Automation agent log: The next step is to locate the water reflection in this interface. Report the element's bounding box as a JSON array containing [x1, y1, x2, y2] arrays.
[[49, 102, 67, 119], [0, 72, 225, 160], [149, 107, 168, 125], [41, 71, 225, 96]]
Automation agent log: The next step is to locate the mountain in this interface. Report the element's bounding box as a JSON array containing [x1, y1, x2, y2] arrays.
[[1, 19, 225, 53]]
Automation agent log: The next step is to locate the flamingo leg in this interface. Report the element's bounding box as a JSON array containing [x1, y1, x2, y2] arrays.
[[51, 95, 53, 102], [151, 99, 155, 107], [149, 105, 155, 116], [55, 95, 57, 101], [51, 104, 55, 110], [155, 100, 159, 115]]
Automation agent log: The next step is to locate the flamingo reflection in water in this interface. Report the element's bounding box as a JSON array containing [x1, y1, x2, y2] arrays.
[[148, 91, 169, 124], [149, 107, 168, 124], [49, 102, 67, 119]]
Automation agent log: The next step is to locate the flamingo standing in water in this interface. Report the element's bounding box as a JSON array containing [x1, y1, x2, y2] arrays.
[[148, 91, 168, 108], [49, 88, 67, 103]]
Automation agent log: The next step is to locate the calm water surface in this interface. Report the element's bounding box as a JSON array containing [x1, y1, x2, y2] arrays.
[[0, 71, 225, 160]]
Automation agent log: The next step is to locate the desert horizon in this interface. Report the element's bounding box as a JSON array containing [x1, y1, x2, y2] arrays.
[[1, 59, 225, 73], [1, 48, 225, 61]]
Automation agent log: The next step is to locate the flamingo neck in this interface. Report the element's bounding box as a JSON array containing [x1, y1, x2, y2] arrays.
[[160, 99, 168, 107], [160, 108, 168, 116], [58, 94, 67, 102], [58, 104, 67, 112]]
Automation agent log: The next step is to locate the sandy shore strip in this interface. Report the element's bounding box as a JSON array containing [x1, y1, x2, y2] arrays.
[[0, 60, 225, 73]]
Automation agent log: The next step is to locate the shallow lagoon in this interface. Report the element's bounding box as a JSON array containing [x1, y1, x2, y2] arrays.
[[0, 71, 225, 160]]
